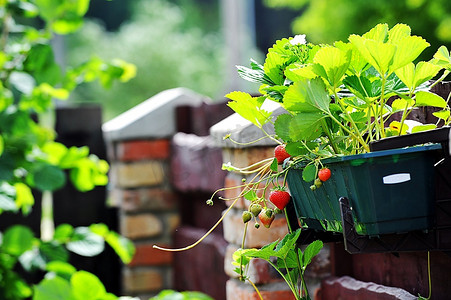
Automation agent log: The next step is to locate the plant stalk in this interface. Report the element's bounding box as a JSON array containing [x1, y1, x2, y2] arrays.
[[41, 191, 54, 242]]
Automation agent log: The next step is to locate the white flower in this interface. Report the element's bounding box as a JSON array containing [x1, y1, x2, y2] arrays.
[[290, 34, 307, 45]]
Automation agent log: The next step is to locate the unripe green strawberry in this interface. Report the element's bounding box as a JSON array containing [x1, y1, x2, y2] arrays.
[[242, 211, 252, 223], [310, 184, 317, 191], [314, 178, 323, 188], [254, 223, 260, 229], [258, 208, 275, 228], [250, 203, 262, 217]]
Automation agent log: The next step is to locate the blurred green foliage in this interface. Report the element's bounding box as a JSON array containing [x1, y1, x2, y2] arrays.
[[264, 0, 451, 60], [0, 0, 135, 298], [67, 0, 225, 120]]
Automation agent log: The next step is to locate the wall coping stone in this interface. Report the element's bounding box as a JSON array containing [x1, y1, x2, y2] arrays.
[[103, 88, 209, 142], [209, 100, 287, 148]]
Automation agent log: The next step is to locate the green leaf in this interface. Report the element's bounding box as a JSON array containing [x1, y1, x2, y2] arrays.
[[0, 134, 4, 156], [28, 164, 66, 192], [301, 240, 323, 269], [343, 75, 377, 99], [264, 38, 294, 85], [274, 229, 301, 259], [334, 41, 368, 75], [33, 276, 71, 300], [395, 62, 441, 90], [244, 190, 258, 201], [411, 124, 437, 133], [389, 36, 430, 73], [289, 112, 324, 141], [23, 44, 61, 85], [2, 225, 34, 256], [14, 182, 34, 215], [237, 65, 274, 85], [275, 114, 293, 142], [270, 158, 279, 172], [362, 23, 389, 41], [69, 156, 109, 192], [46, 261, 77, 277], [302, 164, 317, 182], [283, 77, 331, 113], [415, 91, 447, 108], [104, 231, 135, 264], [70, 271, 107, 300], [54, 224, 75, 243], [66, 227, 105, 257], [313, 46, 351, 89], [391, 98, 415, 112], [59, 146, 90, 168], [349, 34, 396, 76], [433, 110, 450, 121], [285, 142, 311, 156], [432, 46, 451, 70], [278, 248, 301, 269], [226, 92, 272, 128]]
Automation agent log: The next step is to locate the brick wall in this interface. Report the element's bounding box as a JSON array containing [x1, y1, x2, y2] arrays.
[[108, 138, 179, 298], [103, 88, 232, 299]]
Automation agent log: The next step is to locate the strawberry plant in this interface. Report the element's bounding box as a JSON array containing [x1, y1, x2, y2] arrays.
[[154, 23, 451, 300]]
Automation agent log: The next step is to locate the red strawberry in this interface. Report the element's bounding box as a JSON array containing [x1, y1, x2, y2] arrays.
[[318, 168, 331, 182], [269, 189, 291, 210], [274, 144, 290, 164], [258, 208, 275, 228]]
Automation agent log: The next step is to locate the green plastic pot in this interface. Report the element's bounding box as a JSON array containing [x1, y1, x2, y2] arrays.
[[286, 144, 441, 236]]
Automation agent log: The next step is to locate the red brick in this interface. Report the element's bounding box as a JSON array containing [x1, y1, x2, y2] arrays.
[[128, 243, 173, 267], [121, 213, 163, 239], [116, 188, 179, 212], [226, 278, 296, 300], [316, 276, 417, 300], [117, 139, 170, 161], [123, 268, 164, 293]]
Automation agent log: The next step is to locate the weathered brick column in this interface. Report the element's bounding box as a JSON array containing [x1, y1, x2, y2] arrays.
[[103, 88, 209, 299], [210, 102, 331, 299]]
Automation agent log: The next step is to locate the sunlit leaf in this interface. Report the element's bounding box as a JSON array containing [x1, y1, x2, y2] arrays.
[[283, 77, 331, 113], [313, 46, 351, 89], [391, 98, 415, 112], [433, 110, 450, 121], [389, 36, 430, 73], [14, 182, 34, 215], [349, 36, 396, 76], [411, 124, 437, 133], [71, 271, 107, 300], [226, 92, 272, 128], [415, 91, 447, 108]]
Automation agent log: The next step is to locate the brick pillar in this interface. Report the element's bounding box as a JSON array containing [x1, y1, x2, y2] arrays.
[[103, 88, 209, 299], [109, 138, 178, 297]]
